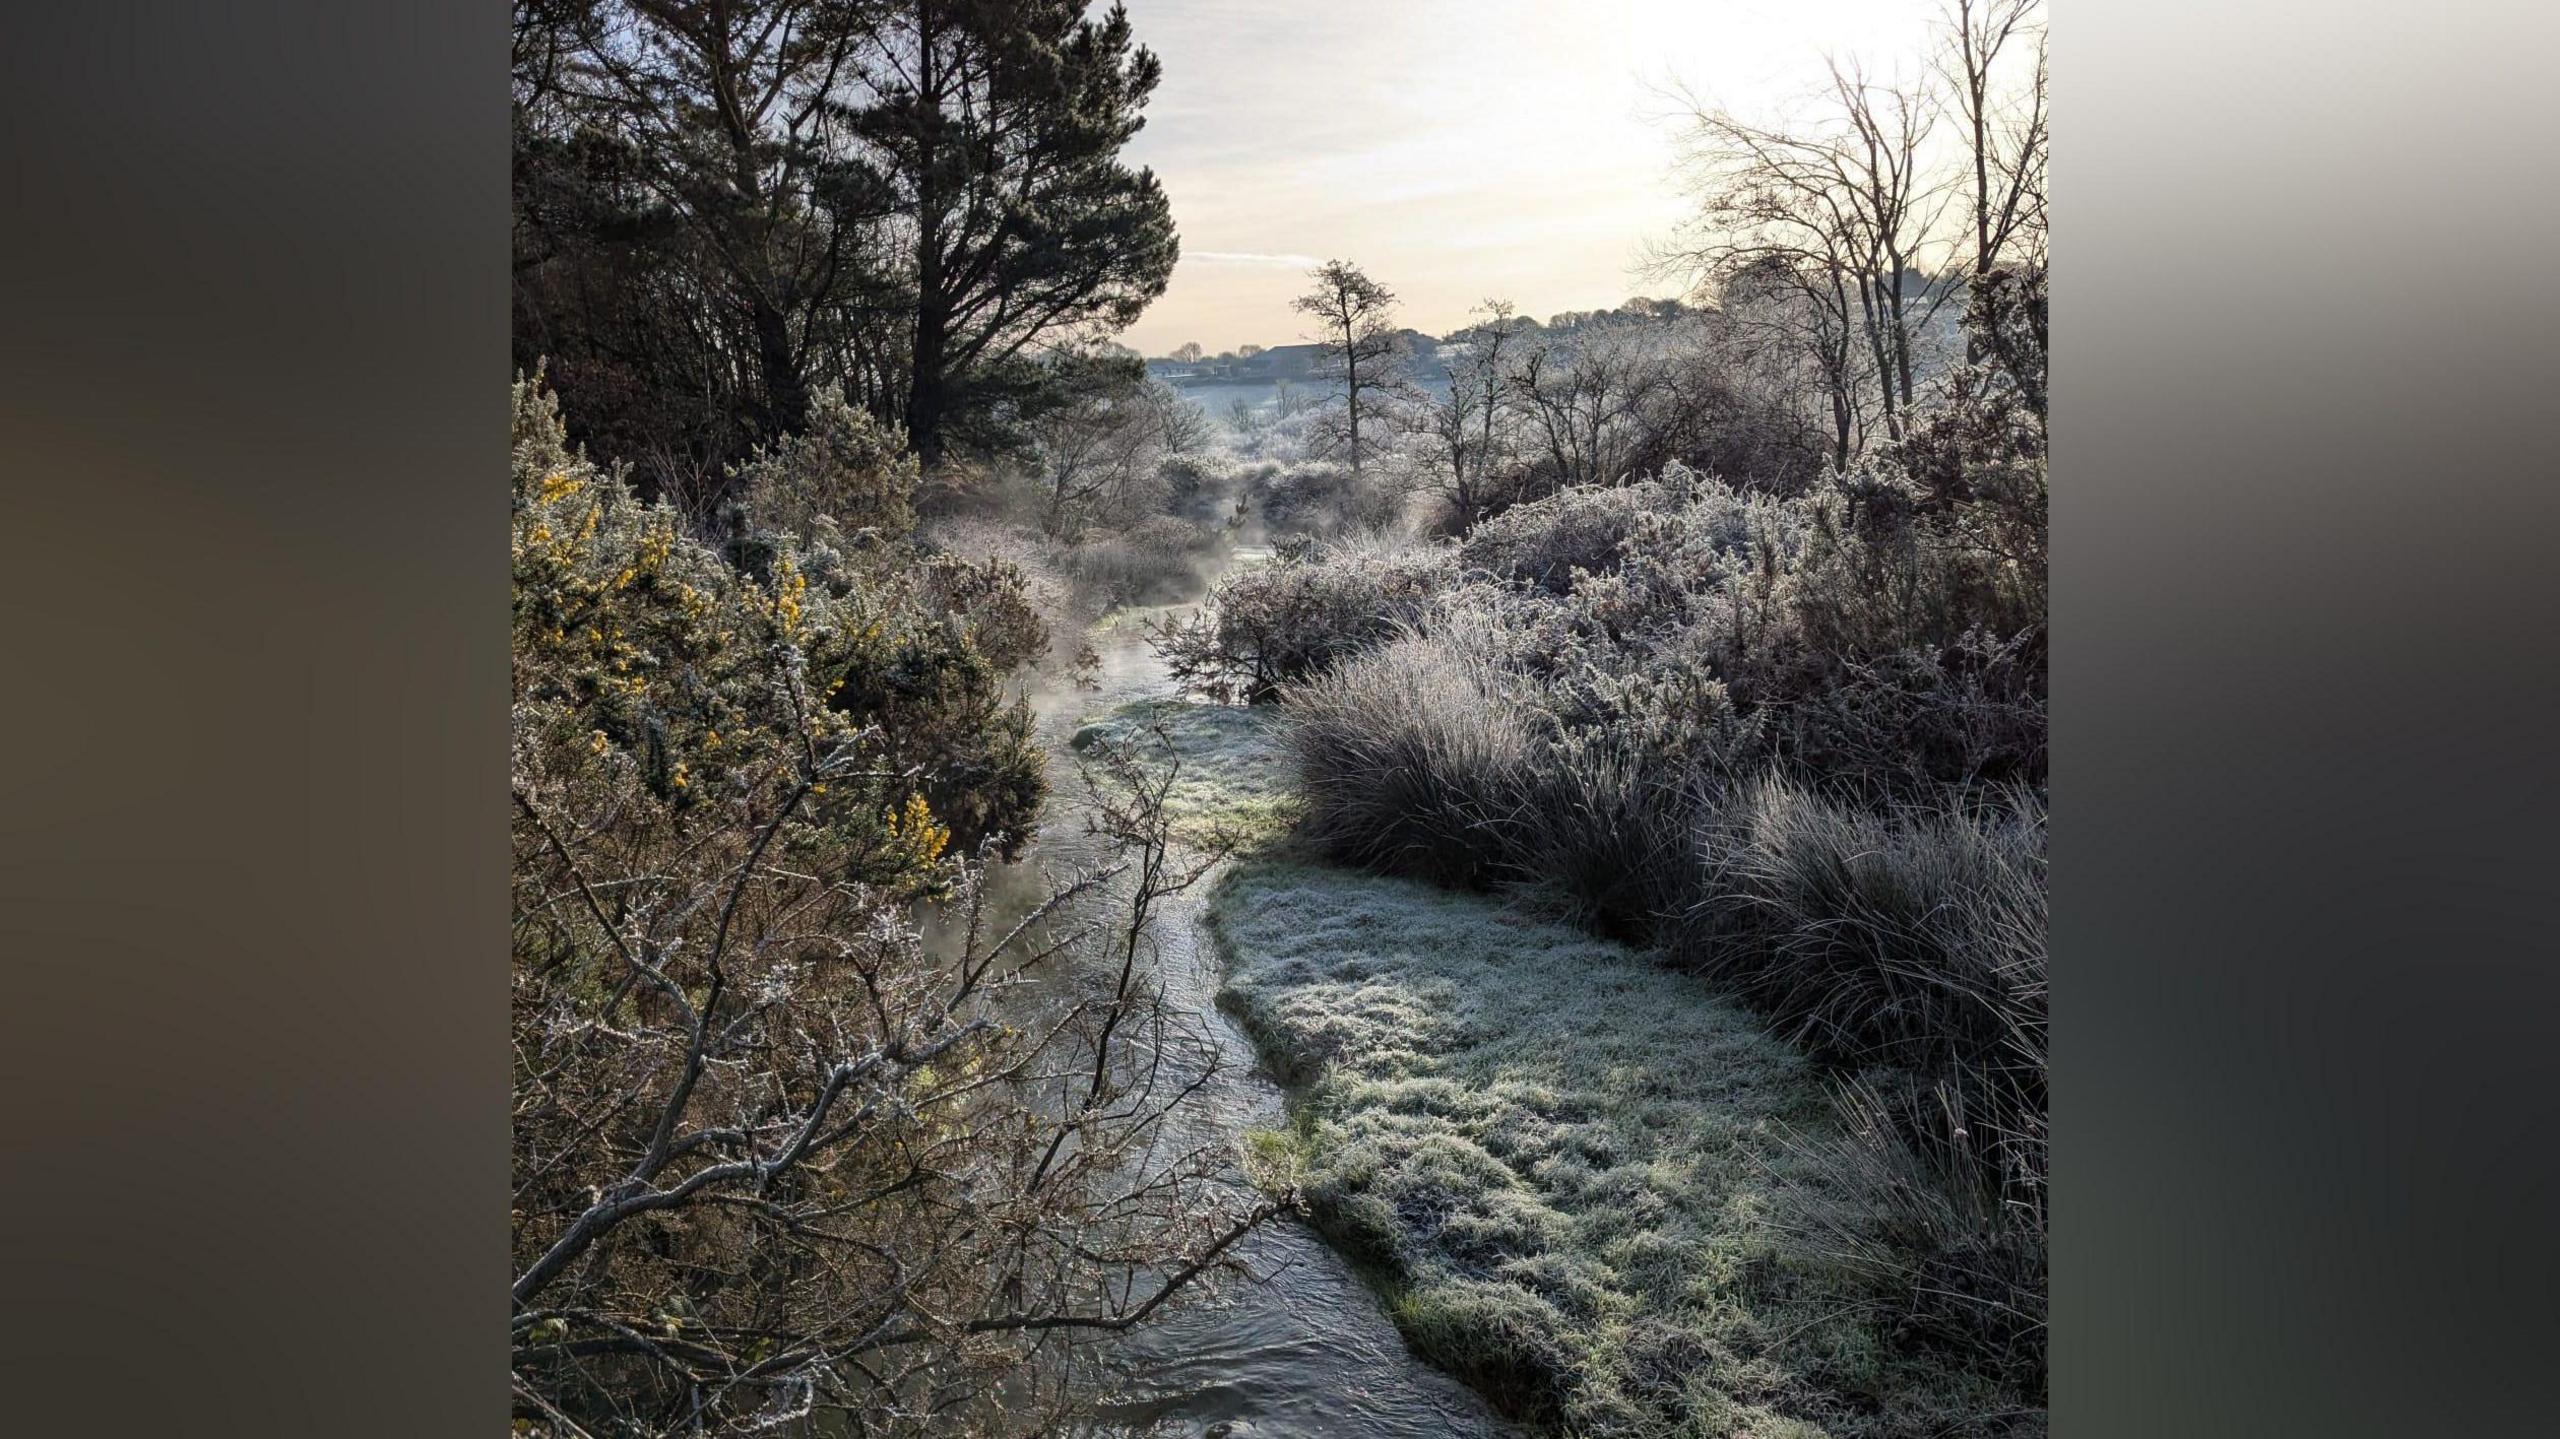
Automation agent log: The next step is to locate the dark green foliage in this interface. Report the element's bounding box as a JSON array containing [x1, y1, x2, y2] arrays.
[[513, 0, 1176, 504], [822, 611, 1047, 858], [842, 3, 1178, 464]]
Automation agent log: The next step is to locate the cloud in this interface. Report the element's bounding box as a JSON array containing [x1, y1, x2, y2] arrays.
[[1183, 251, 1321, 269]]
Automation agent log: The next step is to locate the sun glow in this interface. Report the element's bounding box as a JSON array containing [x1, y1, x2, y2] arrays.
[[1118, 0, 1941, 352]]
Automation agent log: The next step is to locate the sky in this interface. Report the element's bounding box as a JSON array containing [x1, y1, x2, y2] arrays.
[[1114, 0, 1944, 355]]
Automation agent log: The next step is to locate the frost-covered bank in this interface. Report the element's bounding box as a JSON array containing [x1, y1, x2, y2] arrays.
[[1207, 858, 2030, 1439]]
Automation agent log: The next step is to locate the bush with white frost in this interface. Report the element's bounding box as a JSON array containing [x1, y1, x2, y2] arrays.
[[734, 383, 919, 544], [1224, 349, 2049, 1407], [1156, 536, 1457, 702]]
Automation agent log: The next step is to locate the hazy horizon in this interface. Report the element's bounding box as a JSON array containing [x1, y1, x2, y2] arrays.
[[1116, 0, 1939, 355]]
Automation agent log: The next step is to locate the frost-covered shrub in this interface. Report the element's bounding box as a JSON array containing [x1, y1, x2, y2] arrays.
[[515, 372, 1274, 1436], [1242, 457, 1403, 538], [1249, 452, 2050, 1396], [1057, 513, 1225, 608], [1770, 628, 2048, 791], [513, 376, 1042, 862], [1456, 478, 1672, 593], [1618, 348, 1834, 499], [912, 550, 1051, 675], [1157, 538, 1457, 702], [916, 515, 1099, 681], [1234, 458, 2042, 799], [735, 383, 919, 544], [1156, 449, 1246, 528]]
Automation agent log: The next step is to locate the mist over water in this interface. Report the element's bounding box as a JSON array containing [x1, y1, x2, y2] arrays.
[[983, 583, 1514, 1439]]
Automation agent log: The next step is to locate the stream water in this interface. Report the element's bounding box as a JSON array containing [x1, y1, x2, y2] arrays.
[[1009, 591, 1513, 1439]]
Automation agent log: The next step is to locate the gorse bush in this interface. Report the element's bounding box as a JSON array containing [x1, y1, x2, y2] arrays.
[[1456, 475, 1676, 593], [912, 515, 1105, 682], [511, 375, 1271, 1436], [735, 383, 920, 545]]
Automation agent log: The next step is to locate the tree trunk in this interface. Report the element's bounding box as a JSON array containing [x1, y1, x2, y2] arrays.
[[1859, 275, 1903, 441], [1344, 336, 1362, 475], [908, 312, 947, 467], [1888, 283, 1916, 413], [908, 4, 947, 466], [754, 297, 807, 438]]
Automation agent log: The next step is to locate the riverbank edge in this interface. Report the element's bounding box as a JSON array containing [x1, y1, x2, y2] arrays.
[[1198, 849, 1917, 1439]]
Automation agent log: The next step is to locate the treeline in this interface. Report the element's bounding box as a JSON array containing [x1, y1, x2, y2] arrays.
[[513, 0, 1177, 517], [1206, 245, 2027, 540]]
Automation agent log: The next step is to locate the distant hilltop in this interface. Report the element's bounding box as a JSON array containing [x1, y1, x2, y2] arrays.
[[1144, 333, 1439, 388], [1139, 296, 1712, 387]]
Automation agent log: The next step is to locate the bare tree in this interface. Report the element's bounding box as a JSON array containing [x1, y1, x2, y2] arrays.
[[1832, 61, 1959, 429], [1223, 393, 1268, 443], [1144, 379, 1214, 455], [1272, 375, 1315, 419], [1662, 63, 1960, 452], [1505, 318, 1670, 493], [1026, 362, 1165, 538], [1169, 340, 1205, 364], [1408, 299, 1529, 528], [1626, 307, 1835, 494], [1938, 0, 2049, 278], [1714, 253, 1872, 469], [1292, 259, 1411, 474]]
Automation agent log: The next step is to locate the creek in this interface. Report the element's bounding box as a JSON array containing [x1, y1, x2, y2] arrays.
[[1002, 585, 1513, 1439]]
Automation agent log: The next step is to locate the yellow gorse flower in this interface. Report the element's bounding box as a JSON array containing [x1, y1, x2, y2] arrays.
[[883, 792, 950, 865], [771, 554, 810, 639]]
